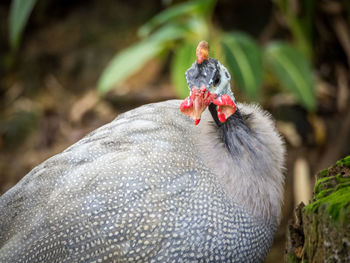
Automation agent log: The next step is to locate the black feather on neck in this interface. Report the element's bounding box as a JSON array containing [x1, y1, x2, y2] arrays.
[[208, 103, 253, 157]]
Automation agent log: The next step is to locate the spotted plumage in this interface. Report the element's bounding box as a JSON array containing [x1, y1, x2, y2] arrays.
[[0, 100, 284, 262], [0, 41, 285, 262]]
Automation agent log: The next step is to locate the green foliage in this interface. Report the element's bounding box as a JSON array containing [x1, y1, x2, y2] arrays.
[[98, 24, 188, 94], [286, 253, 301, 263], [307, 186, 350, 225], [9, 0, 37, 51], [98, 0, 215, 94], [8, 0, 317, 110], [221, 32, 263, 99], [139, 0, 215, 37], [98, 40, 161, 95], [98, 0, 316, 111], [171, 42, 196, 99], [220, 33, 316, 109], [273, 0, 315, 59], [304, 155, 350, 226], [336, 156, 350, 167], [264, 42, 316, 111], [319, 169, 329, 177]]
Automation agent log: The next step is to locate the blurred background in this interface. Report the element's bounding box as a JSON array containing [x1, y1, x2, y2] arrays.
[[1, 0, 350, 261]]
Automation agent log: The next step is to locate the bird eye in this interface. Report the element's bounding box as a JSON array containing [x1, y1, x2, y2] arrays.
[[213, 72, 220, 86]]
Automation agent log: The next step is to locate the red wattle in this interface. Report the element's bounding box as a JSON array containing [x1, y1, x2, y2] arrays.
[[212, 94, 235, 107], [217, 107, 227, 123], [212, 94, 237, 123], [180, 98, 193, 111], [179, 86, 217, 125]]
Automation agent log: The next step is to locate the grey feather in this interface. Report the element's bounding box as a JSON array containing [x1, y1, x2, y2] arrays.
[[0, 100, 285, 263]]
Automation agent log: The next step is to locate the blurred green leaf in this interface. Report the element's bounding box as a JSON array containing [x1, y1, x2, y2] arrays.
[[139, 0, 215, 37], [171, 42, 196, 98], [139, 2, 196, 37], [273, 0, 314, 58], [9, 0, 37, 51], [149, 23, 188, 42], [186, 17, 209, 39], [195, 0, 217, 17], [265, 42, 316, 110], [273, 0, 288, 13], [221, 32, 263, 99], [98, 40, 161, 94], [98, 24, 187, 94]]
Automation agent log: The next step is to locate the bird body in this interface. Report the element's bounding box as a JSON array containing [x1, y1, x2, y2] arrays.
[[0, 41, 285, 262]]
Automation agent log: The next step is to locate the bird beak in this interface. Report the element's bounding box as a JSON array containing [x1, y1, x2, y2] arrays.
[[180, 86, 216, 125], [180, 88, 237, 125]]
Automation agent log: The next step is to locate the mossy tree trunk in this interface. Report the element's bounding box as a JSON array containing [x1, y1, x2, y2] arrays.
[[285, 156, 350, 262]]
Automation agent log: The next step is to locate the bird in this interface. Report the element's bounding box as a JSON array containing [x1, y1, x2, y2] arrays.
[[0, 41, 285, 263]]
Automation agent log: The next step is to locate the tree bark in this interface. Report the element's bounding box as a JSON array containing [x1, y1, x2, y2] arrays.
[[285, 156, 350, 262]]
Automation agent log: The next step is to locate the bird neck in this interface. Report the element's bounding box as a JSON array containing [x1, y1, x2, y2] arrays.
[[198, 103, 285, 225]]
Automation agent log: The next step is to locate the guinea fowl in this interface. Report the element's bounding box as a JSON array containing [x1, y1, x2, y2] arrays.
[[0, 41, 285, 262]]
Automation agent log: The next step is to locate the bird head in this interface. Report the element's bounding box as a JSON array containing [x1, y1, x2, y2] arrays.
[[180, 41, 237, 125]]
